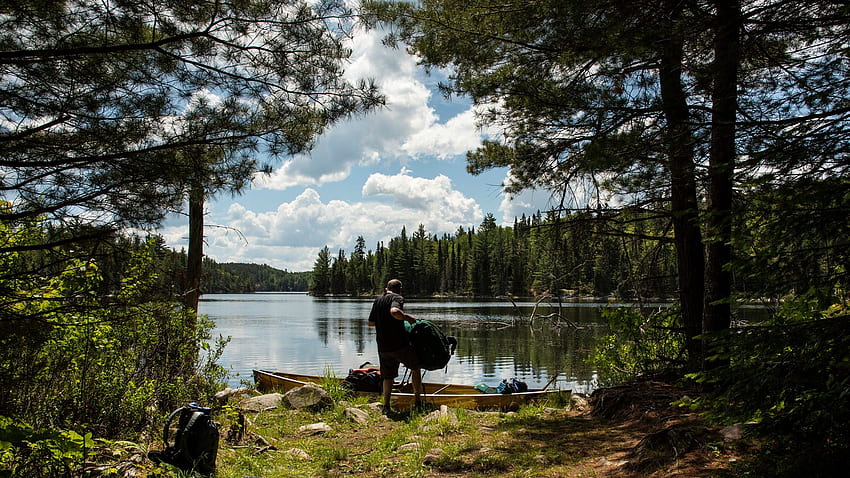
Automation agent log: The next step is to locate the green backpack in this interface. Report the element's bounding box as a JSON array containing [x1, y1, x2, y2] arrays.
[[406, 320, 458, 371]]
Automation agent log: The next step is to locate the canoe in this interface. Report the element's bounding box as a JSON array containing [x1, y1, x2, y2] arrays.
[[253, 369, 569, 411]]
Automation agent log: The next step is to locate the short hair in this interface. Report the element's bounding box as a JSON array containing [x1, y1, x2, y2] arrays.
[[386, 279, 402, 292]]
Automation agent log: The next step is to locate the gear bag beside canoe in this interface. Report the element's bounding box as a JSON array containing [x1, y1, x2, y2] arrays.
[[343, 363, 383, 392], [405, 319, 458, 371]]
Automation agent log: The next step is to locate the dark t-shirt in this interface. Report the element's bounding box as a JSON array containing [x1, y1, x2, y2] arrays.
[[368, 291, 408, 352]]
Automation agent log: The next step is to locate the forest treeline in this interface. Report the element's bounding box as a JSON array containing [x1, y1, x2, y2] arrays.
[[310, 211, 678, 298], [204, 262, 310, 293], [310, 203, 792, 300], [116, 238, 311, 293]]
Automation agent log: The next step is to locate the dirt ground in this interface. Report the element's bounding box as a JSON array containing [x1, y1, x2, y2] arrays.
[[286, 380, 749, 477], [421, 380, 745, 477]]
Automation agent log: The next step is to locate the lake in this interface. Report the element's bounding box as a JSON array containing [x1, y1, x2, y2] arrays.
[[199, 292, 613, 393]]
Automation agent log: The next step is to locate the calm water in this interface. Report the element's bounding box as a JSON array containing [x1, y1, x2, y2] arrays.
[[199, 293, 611, 393]]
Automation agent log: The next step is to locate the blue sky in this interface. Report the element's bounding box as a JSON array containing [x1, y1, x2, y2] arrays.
[[158, 26, 554, 272]]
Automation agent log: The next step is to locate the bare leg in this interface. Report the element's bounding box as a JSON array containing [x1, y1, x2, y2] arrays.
[[411, 369, 422, 404], [382, 378, 394, 410]]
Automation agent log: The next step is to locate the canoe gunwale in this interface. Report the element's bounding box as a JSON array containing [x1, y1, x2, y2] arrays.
[[252, 369, 569, 411]]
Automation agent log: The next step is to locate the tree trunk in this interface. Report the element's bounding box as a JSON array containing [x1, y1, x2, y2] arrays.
[[704, 0, 740, 361], [658, 0, 705, 371], [185, 182, 204, 313]]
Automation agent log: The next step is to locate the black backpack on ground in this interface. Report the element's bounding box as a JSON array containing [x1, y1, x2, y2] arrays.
[[343, 366, 383, 392], [406, 320, 458, 371], [149, 402, 219, 476]]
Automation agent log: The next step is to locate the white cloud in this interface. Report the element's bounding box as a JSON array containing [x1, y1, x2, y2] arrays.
[[496, 170, 636, 224], [362, 169, 480, 218], [257, 27, 486, 191], [402, 108, 482, 159], [193, 172, 484, 271], [157, 26, 553, 272]]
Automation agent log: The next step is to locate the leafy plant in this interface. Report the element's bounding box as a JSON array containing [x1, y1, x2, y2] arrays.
[[689, 295, 850, 476], [590, 305, 687, 385], [0, 416, 103, 478], [0, 217, 227, 441]]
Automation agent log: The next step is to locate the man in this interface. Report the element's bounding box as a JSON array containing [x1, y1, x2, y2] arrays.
[[368, 279, 423, 413]]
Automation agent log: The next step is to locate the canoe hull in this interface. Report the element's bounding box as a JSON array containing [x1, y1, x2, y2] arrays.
[[253, 369, 568, 411]]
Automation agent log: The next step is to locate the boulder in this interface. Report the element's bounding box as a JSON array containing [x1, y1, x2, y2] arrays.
[[344, 407, 370, 424], [423, 448, 443, 465], [284, 383, 333, 411], [241, 393, 284, 412], [214, 387, 254, 404]]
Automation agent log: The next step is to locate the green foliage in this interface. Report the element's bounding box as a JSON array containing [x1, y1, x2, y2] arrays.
[[733, 177, 850, 299], [590, 306, 687, 385], [0, 216, 227, 446], [319, 367, 352, 404], [687, 296, 850, 476], [0, 416, 102, 478]]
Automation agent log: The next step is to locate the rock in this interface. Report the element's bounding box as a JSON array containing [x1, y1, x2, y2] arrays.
[[241, 393, 284, 412], [423, 448, 443, 465], [398, 442, 420, 452], [534, 454, 550, 465], [215, 387, 254, 404], [365, 402, 384, 415], [284, 383, 333, 411], [344, 407, 370, 424], [720, 423, 743, 441], [298, 422, 333, 435], [598, 457, 629, 467], [285, 448, 312, 460], [423, 405, 457, 424], [569, 394, 588, 411]]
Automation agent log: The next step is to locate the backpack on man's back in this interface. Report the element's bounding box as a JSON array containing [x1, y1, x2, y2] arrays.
[[406, 320, 458, 371]]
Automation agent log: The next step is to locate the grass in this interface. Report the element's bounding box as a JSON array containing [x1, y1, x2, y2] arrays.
[[120, 382, 747, 477], [212, 400, 609, 477]]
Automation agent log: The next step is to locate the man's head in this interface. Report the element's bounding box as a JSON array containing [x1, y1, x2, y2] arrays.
[[386, 279, 402, 293]]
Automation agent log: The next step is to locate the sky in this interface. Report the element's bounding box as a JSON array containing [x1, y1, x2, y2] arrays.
[[157, 26, 555, 272]]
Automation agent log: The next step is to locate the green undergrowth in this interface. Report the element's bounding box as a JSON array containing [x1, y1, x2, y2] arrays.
[[150, 390, 578, 478], [7, 383, 750, 477], [215, 400, 495, 477]]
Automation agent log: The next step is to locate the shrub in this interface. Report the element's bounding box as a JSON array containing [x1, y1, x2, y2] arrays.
[[690, 296, 850, 476], [589, 305, 687, 385], [0, 221, 227, 478]]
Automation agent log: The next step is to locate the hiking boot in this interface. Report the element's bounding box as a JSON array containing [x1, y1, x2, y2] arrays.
[[411, 400, 432, 414]]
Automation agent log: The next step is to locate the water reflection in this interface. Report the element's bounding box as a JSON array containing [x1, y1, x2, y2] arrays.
[[200, 293, 619, 393]]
